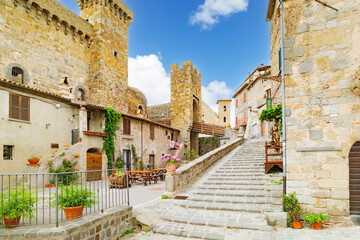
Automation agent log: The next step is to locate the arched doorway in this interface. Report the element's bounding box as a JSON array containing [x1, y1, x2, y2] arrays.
[[87, 148, 102, 181], [349, 141, 360, 215]]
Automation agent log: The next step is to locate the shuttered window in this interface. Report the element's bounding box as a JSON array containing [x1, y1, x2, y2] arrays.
[[9, 93, 30, 121], [150, 125, 155, 140], [123, 118, 131, 135]]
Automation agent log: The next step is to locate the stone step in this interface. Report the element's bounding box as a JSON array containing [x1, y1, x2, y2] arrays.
[[211, 173, 264, 177], [219, 166, 262, 169], [199, 185, 265, 191], [203, 180, 265, 186], [194, 189, 266, 197], [151, 221, 277, 240], [215, 170, 264, 174], [207, 176, 265, 181], [159, 211, 272, 232], [176, 201, 282, 213], [187, 195, 268, 205], [222, 163, 264, 166]]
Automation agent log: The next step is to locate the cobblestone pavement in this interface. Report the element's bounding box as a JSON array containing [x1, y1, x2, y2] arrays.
[[129, 140, 360, 240]]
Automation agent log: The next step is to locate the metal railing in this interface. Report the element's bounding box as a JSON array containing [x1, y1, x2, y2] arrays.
[[0, 169, 129, 228]]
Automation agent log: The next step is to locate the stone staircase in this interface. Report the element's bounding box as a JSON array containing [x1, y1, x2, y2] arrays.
[[133, 140, 285, 240]]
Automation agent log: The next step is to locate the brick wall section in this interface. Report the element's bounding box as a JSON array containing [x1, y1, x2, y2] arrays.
[[174, 138, 244, 193], [0, 206, 136, 240]]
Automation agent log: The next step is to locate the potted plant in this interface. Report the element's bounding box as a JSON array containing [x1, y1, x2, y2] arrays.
[[109, 170, 129, 188], [77, 137, 82, 142], [303, 212, 328, 230], [52, 184, 96, 221], [161, 154, 180, 173], [0, 185, 36, 228], [282, 192, 302, 228], [28, 155, 41, 164]]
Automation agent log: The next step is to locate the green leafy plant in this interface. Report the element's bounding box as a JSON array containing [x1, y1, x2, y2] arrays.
[[51, 184, 97, 209], [144, 229, 151, 233], [115, 151, 124, 169], [259, 103, 282, 135], [186, 149, 198, 161], [282, 192, 302, 226], [29, 155, 41, 159], [161, 195, 171, 199], [120, 229, 135, 237], [303, 212, 327, 225], [103, 107, 122, 170], [131, 145, 144, 170], [0, 185, 37, 220], [48, 158, 78, 185], [111, 170, 125, 177], [271, 178, 283, 185], [266, 189, 271, 192], [59, 152, 65, 157]]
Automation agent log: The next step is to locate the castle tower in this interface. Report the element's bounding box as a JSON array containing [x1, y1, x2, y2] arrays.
[[170, 61, 202, 154], [217, 99, 231, 128], [77, 0, 133, 112]]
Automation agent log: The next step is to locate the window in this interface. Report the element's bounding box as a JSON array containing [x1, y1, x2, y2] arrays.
[[171, 133, 174, 141], [11, 67, 24, 84], [243, 92, 247, 103], [78, 88, 85, 101], [236, 99, 238, 108], [224, 106, 226, 111], [266, 89, 272, 109], [223, 117, 226, 123], [149, 155, 155, 170], [114, 51, 118, 57], [123, 118, 131, 135], [150, 125, 155, 140], [9, 93, 30, 121], [3, 145, 13, 160]]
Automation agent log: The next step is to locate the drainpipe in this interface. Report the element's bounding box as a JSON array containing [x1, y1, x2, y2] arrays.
[[280, 0, 287, 195], [141, 123, 144, 162]]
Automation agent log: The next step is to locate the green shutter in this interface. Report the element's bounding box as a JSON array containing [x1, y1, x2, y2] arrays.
[[278, 48, 282, 71]]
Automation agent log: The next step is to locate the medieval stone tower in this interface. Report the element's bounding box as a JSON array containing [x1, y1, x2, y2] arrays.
[[77, 0, 133, 112], [170, 61, 202, 154], [217, 99, 231, 127]]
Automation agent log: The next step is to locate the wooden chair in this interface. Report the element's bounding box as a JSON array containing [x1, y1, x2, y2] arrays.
[[264, 123, 283, 174]]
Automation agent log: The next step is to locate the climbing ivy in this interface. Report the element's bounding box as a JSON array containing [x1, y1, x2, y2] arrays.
[[103, 107, 122, 170], [259, 103, 283, 134], [131, 144, 145, 170]]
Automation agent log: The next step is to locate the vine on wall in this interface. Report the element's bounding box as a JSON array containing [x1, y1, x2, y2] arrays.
[[259, 103, 283, 134], [103, 107, 122, 170]]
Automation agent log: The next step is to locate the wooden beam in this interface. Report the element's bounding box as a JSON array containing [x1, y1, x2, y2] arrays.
[[314, 0, 338, 11]]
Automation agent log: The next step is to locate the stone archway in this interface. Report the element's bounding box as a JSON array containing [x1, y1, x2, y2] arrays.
[[86, 148, 102, 181], [349, 141, 360, 215]]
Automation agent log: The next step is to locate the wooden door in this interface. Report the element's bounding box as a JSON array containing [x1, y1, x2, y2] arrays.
[[261, 122, 265, 137], [124, 150, 131, 170], [149, 155, 155, 170], [87, 153, 102, 181], [350, 141, 360, 215]]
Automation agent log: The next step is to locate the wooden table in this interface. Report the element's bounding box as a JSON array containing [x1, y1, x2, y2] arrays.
[[150, 168, 167, 181], [127, 171, 154, 186]]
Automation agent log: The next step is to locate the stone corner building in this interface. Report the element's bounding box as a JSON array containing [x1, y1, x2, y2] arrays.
[[267, 0, 360, 221]]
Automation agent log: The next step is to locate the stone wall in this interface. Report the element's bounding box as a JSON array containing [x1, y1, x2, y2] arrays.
[[148, 103, 171, 122], [0, 206, 136, 240], [201, 100, 219, 125], [269, 0, 360, 221], [167, 138, 243, 194], [199, 137, 220, 156]]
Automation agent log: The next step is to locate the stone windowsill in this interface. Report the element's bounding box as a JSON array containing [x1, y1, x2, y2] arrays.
[[8, 118, 31, 124], [121, 134, 134, 140]]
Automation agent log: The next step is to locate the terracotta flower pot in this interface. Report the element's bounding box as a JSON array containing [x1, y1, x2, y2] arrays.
[[28, 158, 40, 164], [77, 137, 82, 142], [45, 184, 56, 188], [311, 221, 322, 230], [292, 221, 302, 229], [3, 216, 21, 228], [166, 163, 177, 173], [73, 153, 80, 158], [62, 206, 83, 221]]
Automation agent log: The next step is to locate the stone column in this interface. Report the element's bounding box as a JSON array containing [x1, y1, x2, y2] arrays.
[[164, 172, 176, 197]]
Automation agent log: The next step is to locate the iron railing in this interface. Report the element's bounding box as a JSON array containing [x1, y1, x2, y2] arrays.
[[0, 169, 129, 228]]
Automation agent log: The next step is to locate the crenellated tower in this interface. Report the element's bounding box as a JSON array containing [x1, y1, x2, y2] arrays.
[[170, 61, 202, 154], [77, 0, 133, 111]]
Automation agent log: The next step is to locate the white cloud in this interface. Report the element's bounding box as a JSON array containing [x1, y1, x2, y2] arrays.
[[202, 81, 235, 126], [128, 54, 170, 106], [190, 0, 249, 30]]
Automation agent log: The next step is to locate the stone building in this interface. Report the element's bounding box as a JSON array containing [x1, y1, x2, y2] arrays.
[[267, 0, 360, 221], [0, 0, 180, 175], [217, 99, 231, 128], [233, 64, 281, 139]]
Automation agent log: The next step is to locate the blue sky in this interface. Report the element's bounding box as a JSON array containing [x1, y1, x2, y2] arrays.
[[59, 0, 270, 115]]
